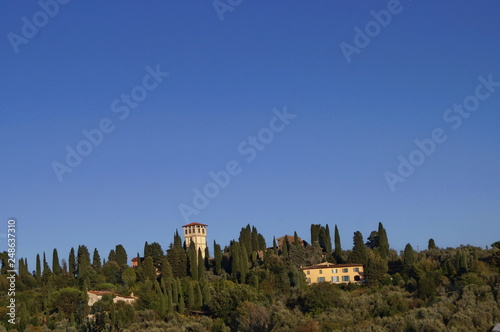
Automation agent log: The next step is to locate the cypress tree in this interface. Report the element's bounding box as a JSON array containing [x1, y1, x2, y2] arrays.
[[69, 248, 76, 277], [325, 224, 332, 254], [92, 248, 102, 270], [52, 249, 62, 275], [258, 233, 267, 251], [403, 243, 416, 276], [239, 224, 252, 254], [195, 283, 203, 309], [115, 244, 128, 267], [144, 241, 150, 258], [378, 222, 389, 259], [77, 245, 91, 280], [143, 257, 157, 282], [273, 237, 278, 255], [240, 245, 248, 283], [202, 283, 211, 308], [251, 226, 259, 252], [213, 241, 222, 275], [187, 281, 195, 310], [334, 224, 342, 263], [35, 254, 41, 280], [350, 231, 368, 264], [197, 248, 204, 282], [172, 277, 179, 304], [42, 252, 51, 278], [282, 235, 289, 258], [161, 256, 174, 283], [204, 247, 210, 270], [178, 293, 185, 314], [311, 224, 319, 244], [188, 241, 198, 280], [294, 231, 300, 246], [428, 238, 437, 250], [231, 242, 240, 280], [108, 249, 116, 263]]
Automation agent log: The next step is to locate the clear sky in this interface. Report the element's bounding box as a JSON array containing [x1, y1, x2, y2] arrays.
[[1, 1, 499, 268]]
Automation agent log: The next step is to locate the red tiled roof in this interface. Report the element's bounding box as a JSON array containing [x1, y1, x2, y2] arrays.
[[182, 222, 208, 227]]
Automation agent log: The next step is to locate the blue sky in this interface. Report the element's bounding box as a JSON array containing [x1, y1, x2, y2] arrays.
[[1, 1, 499, 268]]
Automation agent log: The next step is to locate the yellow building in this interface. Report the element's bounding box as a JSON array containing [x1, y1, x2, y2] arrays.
[[302, 262, 364, 284]]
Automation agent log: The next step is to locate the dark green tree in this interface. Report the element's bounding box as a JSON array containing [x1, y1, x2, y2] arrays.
[[214, 241, 222, 275], [333, 224, 342, 263], [378, 222, 389, 259], [92, 248, 102, 270], [35, 253, 41, 280], [108, 249, 116, 263], [143, 256, 157, 282], [428, 238, 437, 250], [198, 248, 205, 282], [115, 244, 128, 267], [188, 241, 198, 280], [69, 248, 76, 277], [403, 243, 416, 276], [52, 248, 62, 275], [350, 231, 368, 264]]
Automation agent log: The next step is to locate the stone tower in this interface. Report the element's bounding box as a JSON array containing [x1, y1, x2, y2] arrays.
[[182, 222, 207, 258]]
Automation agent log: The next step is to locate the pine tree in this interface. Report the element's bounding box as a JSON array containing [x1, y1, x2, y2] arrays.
[[92, 248, 102, 270], [378, 222, 389, 259], [52, 249, 62, 275], [69, 248, 76, 277], [334, 224, 342, 263], [350, 231, 368, 264]]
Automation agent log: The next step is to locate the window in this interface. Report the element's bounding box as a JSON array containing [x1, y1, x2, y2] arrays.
[[342, 268, 348, 273], [332, 269, 338, 273], [202, 229, 205, 234], [331, 276, 339, 282], [185, 229, 188, 234], [319, 270, 322, 274], [353, 267, 359, 272], [317, 277, 325, 282], [306, 270, 310, 275], [342, 276, 350, 282], [188, 229, 191, 234], [306, 278, 311, 284]]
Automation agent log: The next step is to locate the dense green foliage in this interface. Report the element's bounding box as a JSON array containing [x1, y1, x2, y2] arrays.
[[1, 223, 499, 331]]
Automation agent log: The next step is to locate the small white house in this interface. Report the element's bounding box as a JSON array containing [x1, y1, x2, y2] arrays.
[[87, 291, 137, 306]]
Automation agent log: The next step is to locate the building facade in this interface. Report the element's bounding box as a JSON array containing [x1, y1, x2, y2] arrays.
[[302, 262, 364, 284], [87, 291, 137, 306], [182, 222, 207, 258]]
